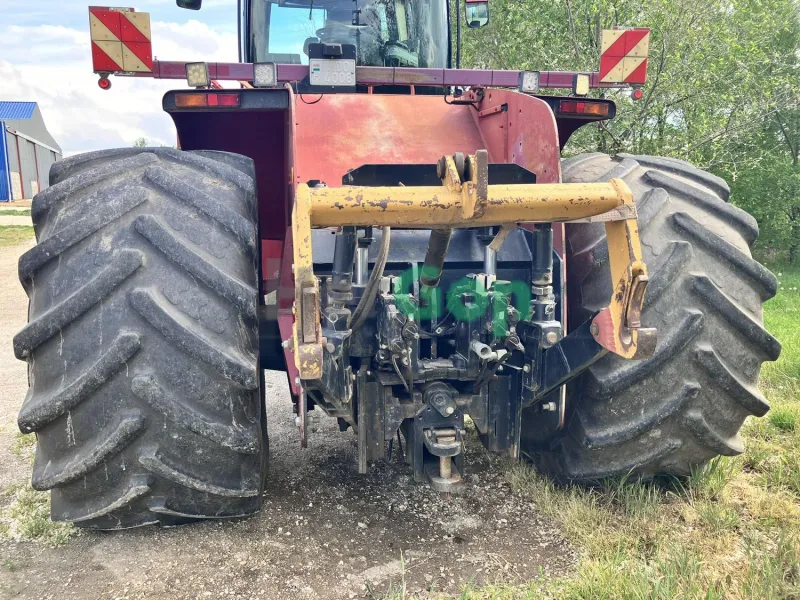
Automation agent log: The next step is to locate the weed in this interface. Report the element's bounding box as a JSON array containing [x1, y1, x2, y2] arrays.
[[763, 452, 800, 495], [741, 532, 800, 599], [769, 405, 798, 432], [742, 438, 771, 472], [0, 484, 76, 547], [11, 432, 35, 458], [604, 474, 662, 519], [687, 456, 741, 501], [696, 501, 740, 533]]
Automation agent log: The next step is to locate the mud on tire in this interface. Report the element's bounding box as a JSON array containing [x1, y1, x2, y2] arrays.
[[528, 153, 781, 481], [14, 148, 265, 529]]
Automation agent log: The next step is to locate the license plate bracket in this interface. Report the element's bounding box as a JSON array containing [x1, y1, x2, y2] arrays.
[[299, 42, 358, 94], [309, 58, 356, 88]]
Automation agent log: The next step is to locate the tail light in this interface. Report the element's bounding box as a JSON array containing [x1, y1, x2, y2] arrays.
[[558, 100, 610, 116], [174, 93, 240, 108]]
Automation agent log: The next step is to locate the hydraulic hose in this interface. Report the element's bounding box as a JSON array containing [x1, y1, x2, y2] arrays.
[[348, 226, 391, 333], [420, 228, 452, 288]]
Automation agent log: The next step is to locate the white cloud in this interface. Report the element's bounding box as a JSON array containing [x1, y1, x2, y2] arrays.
[[1, 18, 237, 155]]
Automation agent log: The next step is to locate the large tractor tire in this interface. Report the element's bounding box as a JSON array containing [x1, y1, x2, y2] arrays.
[[529, 153, 780, 481], [13, 148, 266, 529]]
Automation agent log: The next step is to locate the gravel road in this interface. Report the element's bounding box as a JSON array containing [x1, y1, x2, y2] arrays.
[[0, 238, 574, 599]]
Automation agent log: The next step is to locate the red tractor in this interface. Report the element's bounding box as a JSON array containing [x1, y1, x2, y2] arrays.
[[13, 0, 779, 528]]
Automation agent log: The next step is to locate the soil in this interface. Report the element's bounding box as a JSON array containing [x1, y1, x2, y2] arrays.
[[0, 239, 574, 599]]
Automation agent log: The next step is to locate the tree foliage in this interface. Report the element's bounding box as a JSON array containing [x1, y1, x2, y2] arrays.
[[460, 0, 800, 260]]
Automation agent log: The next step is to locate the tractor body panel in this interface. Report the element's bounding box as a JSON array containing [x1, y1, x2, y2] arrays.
[[164, 87, 565, 284]]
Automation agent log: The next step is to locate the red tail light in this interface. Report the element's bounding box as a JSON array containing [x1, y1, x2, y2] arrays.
[[174, 93, 240, 108], [208, 93, 239, 106], [558, 100, 609, 116]]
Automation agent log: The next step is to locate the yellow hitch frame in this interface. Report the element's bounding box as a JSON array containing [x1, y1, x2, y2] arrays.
[[291, 151, 655, 380]]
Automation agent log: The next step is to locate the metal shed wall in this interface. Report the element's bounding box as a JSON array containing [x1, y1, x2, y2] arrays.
[[2, 129, 21, 200], [18, 137, 38, 197], [0, 129, 9, 201], [36, 148, 57, 192], [0, 103, 63, 201]]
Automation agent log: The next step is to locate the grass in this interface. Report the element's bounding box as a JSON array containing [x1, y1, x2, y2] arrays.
[[10, 433, 35, 459], [0, 484, 76, 547], [0, 209, 31, 216], [376, 263, 800, 599], [0, 226, 34, 247]]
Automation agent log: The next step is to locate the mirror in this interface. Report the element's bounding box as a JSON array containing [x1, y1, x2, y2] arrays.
[[464, 0, 489, 28], [176, 0, 202, 9]]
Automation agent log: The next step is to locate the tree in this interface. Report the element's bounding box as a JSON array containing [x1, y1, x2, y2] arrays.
[[460, 0, 800, 260]]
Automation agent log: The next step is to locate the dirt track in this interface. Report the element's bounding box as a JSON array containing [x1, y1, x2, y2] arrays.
[[0, 239, 573, 599]]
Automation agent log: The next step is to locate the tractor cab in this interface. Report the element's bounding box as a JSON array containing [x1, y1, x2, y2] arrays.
[[246, 0, 452, 69]]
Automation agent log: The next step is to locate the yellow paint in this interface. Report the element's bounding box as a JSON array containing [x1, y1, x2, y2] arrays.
[[290, 171, 645, 378], [304, 181, 626, 228], [122, 45, 151, 72], [89, 12, 119, 42], [123, 11, 151, 40], [93, 40, 124, 68], [292, 179, 323, 380], [597, 179, 653, 359], [621, 56, 647, 80], [600, 29, 625, 53], [627, 33, 650, 58]]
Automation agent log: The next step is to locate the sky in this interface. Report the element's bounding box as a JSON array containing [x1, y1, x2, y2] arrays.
[[1, 0, 241, 154]]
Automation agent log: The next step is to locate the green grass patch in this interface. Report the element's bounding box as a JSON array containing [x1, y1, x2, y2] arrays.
[[0, 226, 34, 247], [0, 209, 31, 216], [10, 432, 35, 459], [761, 266, 800, 397], [769, 404, 798, 432], [0, 484, 76, 547]]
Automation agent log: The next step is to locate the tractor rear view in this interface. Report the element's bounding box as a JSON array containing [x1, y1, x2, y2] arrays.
[[13, 0, 780, 528]]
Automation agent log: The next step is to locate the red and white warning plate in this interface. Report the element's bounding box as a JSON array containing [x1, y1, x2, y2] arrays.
[[89, 6, 153, 73], [600, 28, 650, 84]]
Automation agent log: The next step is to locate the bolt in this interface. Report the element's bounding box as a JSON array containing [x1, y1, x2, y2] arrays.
[[436, 156, 447, 179], [440, 455, 452, 480], [590, 323, 600, 336], [545, 331, 559, 345], [542, 401, 557, 412], [445, 406, 455, 416], [326, 342, 335, 353], [282, 339, 290, 348], [523, 365, 531, 373], [435, 327, 444, 335]]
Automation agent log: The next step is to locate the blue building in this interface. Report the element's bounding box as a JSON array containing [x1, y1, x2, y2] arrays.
[[0, 102, 62, 202]]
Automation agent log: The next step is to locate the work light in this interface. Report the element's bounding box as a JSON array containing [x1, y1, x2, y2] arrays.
[[253, 62, 278, 87], [185, 62, 210, 88], [518, 71, 540, 94]]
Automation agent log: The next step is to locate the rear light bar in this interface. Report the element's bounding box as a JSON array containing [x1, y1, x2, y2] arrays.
[[558, 100, 609, 116], [174, 93, 240, 108]]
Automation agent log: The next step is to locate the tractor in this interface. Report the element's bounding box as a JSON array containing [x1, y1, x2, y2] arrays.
[[13, 0, 780, 529]]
